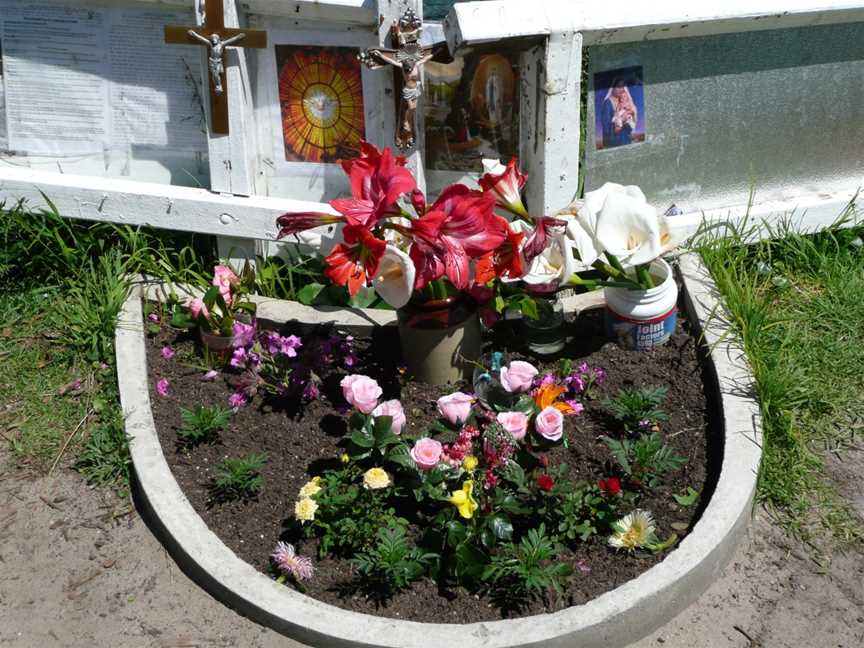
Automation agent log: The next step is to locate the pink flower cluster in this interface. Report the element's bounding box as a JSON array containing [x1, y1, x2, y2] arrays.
[[212, 265, 239, 305], [340, 374, 382, 414], [566, 362, 607, 397], [441, 425, 481, 468], [261, 332, 302, 358], [271, 541, 314, 582], [500, 360, 538, 393]]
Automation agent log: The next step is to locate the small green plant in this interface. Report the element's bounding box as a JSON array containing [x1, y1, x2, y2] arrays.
[[482, 524, 572, 608], [553, 483, 620, 542], [178, 405, 232, 444], [603, 432, 685, 488], [352, 525, 435, 598], [212, 453, 266, 500], [604, 385, 669, 432]]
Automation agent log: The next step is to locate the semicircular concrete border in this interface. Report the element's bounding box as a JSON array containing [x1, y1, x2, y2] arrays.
[[117, 253, 761, 648]]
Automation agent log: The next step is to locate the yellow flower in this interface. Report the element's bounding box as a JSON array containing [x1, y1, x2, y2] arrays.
[[462, 455, 479, 472], [340, 453, 350, 465], [608, 509, 658, 551], [294, 497, 318, 523], [298, 476, 322, 498], [448, 481, 478, 519], [363, 467, 392, 490]]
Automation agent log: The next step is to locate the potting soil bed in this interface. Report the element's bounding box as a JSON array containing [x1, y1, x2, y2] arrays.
[[145, 307, 713, 624]]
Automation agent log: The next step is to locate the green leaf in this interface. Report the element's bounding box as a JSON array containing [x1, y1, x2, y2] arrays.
[[202, 285, 220, 308], [348, 286, 378, 309], [673, 487, 700, 506], [455, 542, 488, 579], [446, 521, 467, 547], [385, 444, 415, 469], [350, 429, 375, 448], [373, 415, 396, 444], [296, 282, 326, 305], [489, 514, 513, 541], [520, 296, 539, 320]]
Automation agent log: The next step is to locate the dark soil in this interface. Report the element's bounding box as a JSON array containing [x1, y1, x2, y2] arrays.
[[146, 301, 716, 624]]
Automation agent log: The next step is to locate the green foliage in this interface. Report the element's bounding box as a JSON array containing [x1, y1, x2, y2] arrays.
[[673, 487, 700, 507], [212, 453, 266, 500], [553, 483, 620, 542], [178, 405, 232, 444], [482, 524, 571, 607], [345, 413, 412, 469], [603, 432, 685, 488], [305, 469, 407, 556], [75, 375, 131, 488], [604, 385, 668, 432], [352, 525, 436, 598]]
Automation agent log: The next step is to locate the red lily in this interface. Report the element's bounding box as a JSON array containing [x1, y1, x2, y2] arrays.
[[475, 220, 525, 284], [522, 216, 568, 265], [275, 211, 344, 239], [323, 225, 387, 297], [478, 158, 529, 218], [407, 186, 506, 289], [334, 142, 416, 228]]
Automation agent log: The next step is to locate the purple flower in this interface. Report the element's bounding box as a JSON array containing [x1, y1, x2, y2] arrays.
[[156, 378, 170, 397], [566, 374, 586, 394], [565, 400, 584, 416], [201, 369, 220, 381], [281, 335, 302, 357], [230, 347, 248, 368], [228, 391, 247, 410], [303, 381, 320, 400], [147, 312, 160, 323], [232, 321, 256, 349], [271, 542, 314, 582], [161, 346, 175, 361], [237, 370, 263, 398], [638, 419, 652, 430]]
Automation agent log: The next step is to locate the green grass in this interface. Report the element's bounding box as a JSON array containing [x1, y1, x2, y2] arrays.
[[699, 220, 864, 548]]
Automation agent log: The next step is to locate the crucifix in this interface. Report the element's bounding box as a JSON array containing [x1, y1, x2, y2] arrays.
[[165, 0, 267, 134], [359, 9, 441, 151]]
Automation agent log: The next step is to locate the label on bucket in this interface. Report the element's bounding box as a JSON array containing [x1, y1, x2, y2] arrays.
[[605, 307, 678, 351]]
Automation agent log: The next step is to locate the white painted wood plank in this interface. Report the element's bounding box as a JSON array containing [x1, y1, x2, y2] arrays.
[[446, 0, 864, 47], [0, 166, 336, 241]]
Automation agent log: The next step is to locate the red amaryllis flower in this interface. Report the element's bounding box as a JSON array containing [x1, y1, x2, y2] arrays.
[[598, 477, 622, 496], [333, 142, 416, 228], [408, 185, 506, 289], [522, 216, 568, 265], [275, 211, 344, 239], [537, 474, 555, 491], [475, 219, 525, 284], [479, 158, 529, 217], [324, 225, 386, 297]]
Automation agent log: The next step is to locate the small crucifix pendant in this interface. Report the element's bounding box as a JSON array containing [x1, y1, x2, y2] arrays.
[[164, 0, 267, 134]]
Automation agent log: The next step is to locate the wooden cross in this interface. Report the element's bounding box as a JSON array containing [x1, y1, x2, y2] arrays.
[[165, 0, 266, 135]]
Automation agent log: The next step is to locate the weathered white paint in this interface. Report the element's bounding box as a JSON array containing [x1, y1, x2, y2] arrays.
[[445, 0, 864, 48], [1, 166, 858, 246], [0, 166, 336, 241], [240, 0, 376, 24]]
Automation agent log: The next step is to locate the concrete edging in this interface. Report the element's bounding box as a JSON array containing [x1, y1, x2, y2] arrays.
[[117, 253, 761, 648]]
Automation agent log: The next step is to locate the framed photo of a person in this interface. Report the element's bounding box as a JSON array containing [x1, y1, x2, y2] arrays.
[[594, 66, 645, 150]]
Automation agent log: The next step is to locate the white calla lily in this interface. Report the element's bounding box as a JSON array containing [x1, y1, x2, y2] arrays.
[[373, 244, 415, 309], [481, 158, 507, 176], [579, 182, 663, 268], [510, 220, 577, 287]]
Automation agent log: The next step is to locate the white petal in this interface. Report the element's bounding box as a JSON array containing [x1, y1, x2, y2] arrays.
[[593, 191, 662, 267], [481, 158, 507, 176], [563, 216, 601, 269], [373, 245, 415, 309]]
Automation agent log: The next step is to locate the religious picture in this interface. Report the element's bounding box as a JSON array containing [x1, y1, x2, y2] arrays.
[[424, 51, 520, 173], [276, 46, 365, 163], [594, 66, 645, 150]]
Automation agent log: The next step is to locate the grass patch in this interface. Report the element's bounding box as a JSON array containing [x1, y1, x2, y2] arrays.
[[699, 220, 864, 547]]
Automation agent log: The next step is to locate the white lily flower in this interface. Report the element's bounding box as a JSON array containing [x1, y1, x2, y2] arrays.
[[373, 244, 415, 309], [481, 158, 507, 176], [510, 220, 576, 287], [580, 182, 663, 268]]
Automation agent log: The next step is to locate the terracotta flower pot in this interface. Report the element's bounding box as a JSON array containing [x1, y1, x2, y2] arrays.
[[397, 296, 481, 386]]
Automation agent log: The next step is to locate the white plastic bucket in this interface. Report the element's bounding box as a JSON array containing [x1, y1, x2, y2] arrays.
[[604, 258, 678, 350]]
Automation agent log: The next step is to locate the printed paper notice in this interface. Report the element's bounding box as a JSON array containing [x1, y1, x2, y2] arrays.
[[2, 4, 109, 155]]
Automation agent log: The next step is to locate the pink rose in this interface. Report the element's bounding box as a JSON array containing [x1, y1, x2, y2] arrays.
[[496, 411, 529, 440], [340, 374, 382, 414], [500, 360, 538, 393], [410, 438, 443, 470], [372, 399, 407, 434], [189, 297, 209, 320], [535, 406, 564, 441], [436, 392, 474, 425]]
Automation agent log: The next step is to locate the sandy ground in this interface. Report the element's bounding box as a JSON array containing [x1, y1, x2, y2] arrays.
[[1, 444, 862, 648]]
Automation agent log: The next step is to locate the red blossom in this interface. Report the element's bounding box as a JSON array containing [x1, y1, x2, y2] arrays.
[[475, 219, 525, 284], [522, 217, 568, 265], [537, 474, 555, 491], [478, 158, 528, 217], [324, 225, 387, 297], [598, 477, 622, 496], [275, 211, 345, 239]]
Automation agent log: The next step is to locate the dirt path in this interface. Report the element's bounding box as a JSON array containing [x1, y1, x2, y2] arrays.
[[1, 446, 862, 648]]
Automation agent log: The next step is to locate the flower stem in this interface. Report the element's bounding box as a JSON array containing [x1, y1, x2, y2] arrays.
[[635, 264, 655, 289]]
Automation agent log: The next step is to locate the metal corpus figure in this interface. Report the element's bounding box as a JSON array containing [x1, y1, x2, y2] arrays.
[[359, 9, 436, 150], [187, 29, 247, 95]]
